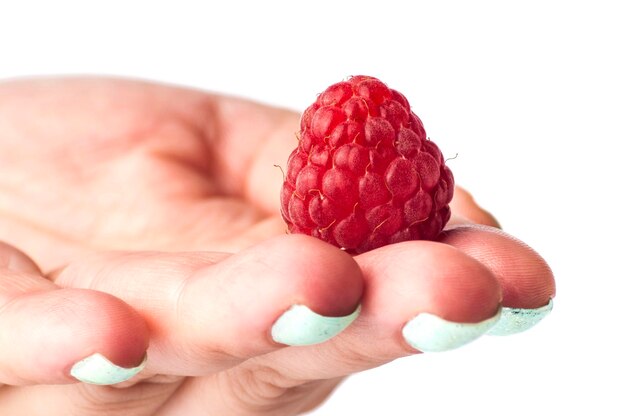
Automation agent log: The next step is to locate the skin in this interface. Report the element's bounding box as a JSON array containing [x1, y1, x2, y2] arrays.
[[0, 78, 556, 415]]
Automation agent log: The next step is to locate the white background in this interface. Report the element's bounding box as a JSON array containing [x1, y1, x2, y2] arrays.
[[1, 1, 624, 414]]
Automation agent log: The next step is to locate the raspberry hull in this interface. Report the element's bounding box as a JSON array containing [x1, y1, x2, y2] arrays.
[[280, 76, 454, 254]]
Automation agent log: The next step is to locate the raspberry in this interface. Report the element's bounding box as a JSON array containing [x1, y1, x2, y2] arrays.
[[280, 76, 454, 254]]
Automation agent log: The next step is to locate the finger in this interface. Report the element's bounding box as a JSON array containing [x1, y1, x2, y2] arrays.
[[0, 242, 149, 386], [174, 241, 502, 415], [200, 94, 300, 214], [449, 186, 501, 228], [0, 242, 41, 273], [440, 224, 555, 335], [52, 235, 363, 377]]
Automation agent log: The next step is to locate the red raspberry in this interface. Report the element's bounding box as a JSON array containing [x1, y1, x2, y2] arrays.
[[280, 76, 454, 254]]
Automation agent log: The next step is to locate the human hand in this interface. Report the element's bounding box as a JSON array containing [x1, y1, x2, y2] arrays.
[[0, 78, 555, 415]]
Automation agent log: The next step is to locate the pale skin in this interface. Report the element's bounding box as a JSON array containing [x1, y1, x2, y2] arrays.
[[0, 78, 556, 415]]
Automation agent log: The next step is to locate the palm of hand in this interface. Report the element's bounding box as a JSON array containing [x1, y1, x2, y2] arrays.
[[0, 78, 293, 269]]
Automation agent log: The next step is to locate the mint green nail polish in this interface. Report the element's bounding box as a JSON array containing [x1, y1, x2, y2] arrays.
[[402, 308, 502, 353], [70, 353, 147, 385], [271, 304, 360, 346], [488, 298, 554, 336]]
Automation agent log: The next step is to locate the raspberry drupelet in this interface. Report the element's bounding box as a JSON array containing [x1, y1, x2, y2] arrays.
[[280, 76, 454, 254]]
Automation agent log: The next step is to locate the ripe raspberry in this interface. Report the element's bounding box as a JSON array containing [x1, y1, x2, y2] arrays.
[[280, 76, 454, 254]]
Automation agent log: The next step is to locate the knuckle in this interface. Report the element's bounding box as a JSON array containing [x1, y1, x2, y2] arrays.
[[220, 360, 314, 414], [327, 337, 386, 372], [73, 384, 137, 415], [72, 382, 175, 416]]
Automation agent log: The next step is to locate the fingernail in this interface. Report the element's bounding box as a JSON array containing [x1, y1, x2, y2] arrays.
[[70, 353, 147, 385], [488, 298, 554, 336], [271, 304, 361, 346], [402, 308, 502, 353]]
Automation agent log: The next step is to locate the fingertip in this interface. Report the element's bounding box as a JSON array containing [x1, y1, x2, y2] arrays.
[[184, 234, 363, 353], [440, 225, 556, 309], [0, 288, 149, 385], [358, 241, 502, 324], [450, 186, 501, 228], [62, 288, 150, 370], [62, 288, 150, 385], [0, 242, 41, 274], [265, 235, 363, 347], [352, 241, 502, 354], [426, 244, 503, 323], [282, 234, 363, 318]]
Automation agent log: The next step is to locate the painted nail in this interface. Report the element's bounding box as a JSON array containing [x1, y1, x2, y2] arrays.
[[488, 298, 554, 336], [70, 353, 147, 385], [271, 304, 361, 346], [402, 308, 502, 353]]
